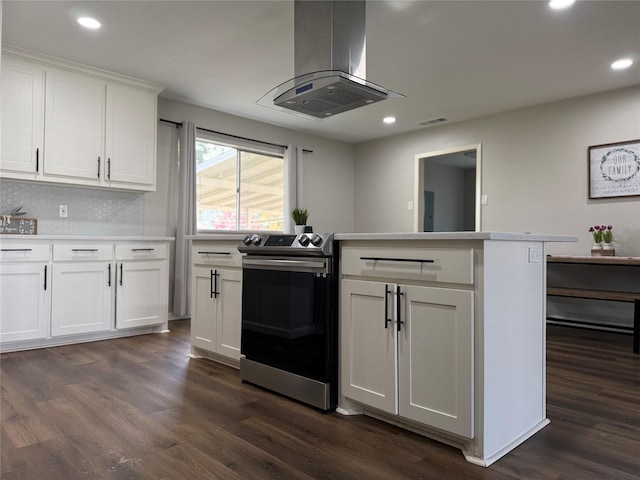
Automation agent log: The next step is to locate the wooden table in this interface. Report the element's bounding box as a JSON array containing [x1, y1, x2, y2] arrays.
[[546, 255, 640, 353]]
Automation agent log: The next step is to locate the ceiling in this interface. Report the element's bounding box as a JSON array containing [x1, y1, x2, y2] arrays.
[[2, 1, 639, 144]]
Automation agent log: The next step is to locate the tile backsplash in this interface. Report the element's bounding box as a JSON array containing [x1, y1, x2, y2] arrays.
[[0, 180, 144, 236]]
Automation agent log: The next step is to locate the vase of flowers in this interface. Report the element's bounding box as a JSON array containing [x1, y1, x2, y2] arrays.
[[601, 225, 614, 255], [589, 225, 615, 256], [589, 225, 603, 253]]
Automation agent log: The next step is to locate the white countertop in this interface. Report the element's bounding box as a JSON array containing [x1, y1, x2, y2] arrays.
[[0, 235, 174, 241], [334, 232, 578, 242], [187, 234, 247, 241]]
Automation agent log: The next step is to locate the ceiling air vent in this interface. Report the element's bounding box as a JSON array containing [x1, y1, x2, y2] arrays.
[[419, 117, 448, 126]]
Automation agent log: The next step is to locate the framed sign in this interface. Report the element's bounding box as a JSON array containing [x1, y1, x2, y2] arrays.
[[588, 139, 640, 199]]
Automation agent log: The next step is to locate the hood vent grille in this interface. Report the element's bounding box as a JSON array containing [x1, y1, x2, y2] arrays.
[[274, 74, 387, 118]]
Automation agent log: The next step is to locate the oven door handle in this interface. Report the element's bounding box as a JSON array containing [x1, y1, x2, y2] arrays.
[[242, 257, 330, 273]]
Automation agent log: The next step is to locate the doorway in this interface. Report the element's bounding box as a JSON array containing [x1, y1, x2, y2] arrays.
[[413, 144, 482, 232]]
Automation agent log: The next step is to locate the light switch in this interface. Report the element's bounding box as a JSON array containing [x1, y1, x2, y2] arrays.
[[407, 200, 414, 211], [481, 194, 488, 205]]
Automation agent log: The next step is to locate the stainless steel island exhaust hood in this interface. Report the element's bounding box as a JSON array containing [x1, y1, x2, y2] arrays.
[[260, 1, 402, 119]]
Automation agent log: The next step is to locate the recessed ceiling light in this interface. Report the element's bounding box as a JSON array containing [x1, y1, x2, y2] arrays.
[[383, 116, 396, 124], [611, 58, 633, 70], [77, 17, 101, 29], [549, 0, 576, 10]]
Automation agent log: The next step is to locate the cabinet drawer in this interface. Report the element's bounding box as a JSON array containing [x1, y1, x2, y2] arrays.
[[53, 244, 113, 261], [341, 245, 474, 285], [0, 243, 50, 262], [192, 243, 241, 267], [116, 243, 167, 261]]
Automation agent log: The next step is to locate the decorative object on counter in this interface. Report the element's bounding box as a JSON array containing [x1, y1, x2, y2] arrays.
[[0, 207, 37, 235], [291, 207, 310, 234], [589, 225, 615, 256], [588, 139, 640, 199]]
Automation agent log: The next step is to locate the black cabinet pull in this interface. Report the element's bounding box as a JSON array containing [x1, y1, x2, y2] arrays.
[[396, 286, 404, 332], [209, 270, 216, 298], [107, 158, 111, 179], [1, 248, 33, 252], [36, 148, 39, 172], [97, 156, 101, 178], [119, 263, 123, 286], [384, 284, 391, 329], [198, 251, 231, 256], [108, 264, 111, 286], [210, 269, 220, 299], [131, 248, 154, 252], [360, 256, 435, 264], [72, 249, 98, 252], [44, 265, 47, 291]]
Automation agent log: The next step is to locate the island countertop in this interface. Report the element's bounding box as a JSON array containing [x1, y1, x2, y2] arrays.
[[334, 231, 577, 242]]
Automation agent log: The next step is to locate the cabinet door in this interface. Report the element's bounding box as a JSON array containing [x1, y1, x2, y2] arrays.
[[0, 57, 44, 177], [191, 266, 216, 351], [398, 285, 474, 438], [44, 68, 104, 182], [0, 263, 49, 342], [216, 269, 242, 360], [341, 279, 397, 414], [104, 83, 156, 189], [116, 260, 167, 329], [51, 262, 112, 336]]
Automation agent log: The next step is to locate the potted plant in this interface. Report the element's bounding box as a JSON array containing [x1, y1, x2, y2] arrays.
[[291, 207, 309, 234]]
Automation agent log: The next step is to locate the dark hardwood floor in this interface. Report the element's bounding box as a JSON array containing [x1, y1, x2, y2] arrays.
[[1, 320, 638, 479]]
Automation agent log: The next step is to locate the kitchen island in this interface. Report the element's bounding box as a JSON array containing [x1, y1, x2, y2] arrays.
[[335, 232, 576, 466]]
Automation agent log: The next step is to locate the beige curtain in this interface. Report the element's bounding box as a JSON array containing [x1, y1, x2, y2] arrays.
[[172, 121, 196, 317]]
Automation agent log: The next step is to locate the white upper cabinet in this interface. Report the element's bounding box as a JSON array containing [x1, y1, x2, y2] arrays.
[[0, 56, 44, 178], [44, 67, 105, 183], [0, 47, 163, 191], [105, 83, 157, 189]]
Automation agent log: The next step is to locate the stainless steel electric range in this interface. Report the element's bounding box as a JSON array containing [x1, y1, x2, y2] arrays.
[[238, 233, 338, 411]]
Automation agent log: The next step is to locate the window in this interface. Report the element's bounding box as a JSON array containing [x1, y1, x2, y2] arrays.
[[195, 135, 285, 231]]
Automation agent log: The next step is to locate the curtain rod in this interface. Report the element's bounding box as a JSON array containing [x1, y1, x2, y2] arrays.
[[159, 118, 313, 153]]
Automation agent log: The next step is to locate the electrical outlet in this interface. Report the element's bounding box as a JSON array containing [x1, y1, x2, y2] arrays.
[[59, 205, 68, 218], [528, 247, 541, 263], [481, 194, 488, 205], [407, 200, 414, 211]]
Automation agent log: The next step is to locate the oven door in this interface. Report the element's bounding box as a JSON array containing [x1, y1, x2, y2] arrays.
[[241, 256, 335, 382]]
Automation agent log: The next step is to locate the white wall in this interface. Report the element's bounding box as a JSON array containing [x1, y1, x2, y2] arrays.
[[354, 86, 640, 256], [152, 98, 356, 235]]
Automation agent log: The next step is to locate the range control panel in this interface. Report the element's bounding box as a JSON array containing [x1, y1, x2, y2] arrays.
[[238, 233, 334, 257]]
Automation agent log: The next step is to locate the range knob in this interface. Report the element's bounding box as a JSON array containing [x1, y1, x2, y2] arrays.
[[250, 234, 262, 246], [242, 235, 253, 246], [298, 234, 310, 246], [310, 234, 323, 247]]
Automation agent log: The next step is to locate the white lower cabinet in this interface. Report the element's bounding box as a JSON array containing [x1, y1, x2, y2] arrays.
[[115, 260, 167, 329], [0, 263, 50, 342], [51, 262, 112, 336], [341, 279, 474, 438], [0, 238, 171, 352], [192, 266, 242, 359], [190, 241, 243, 366]]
